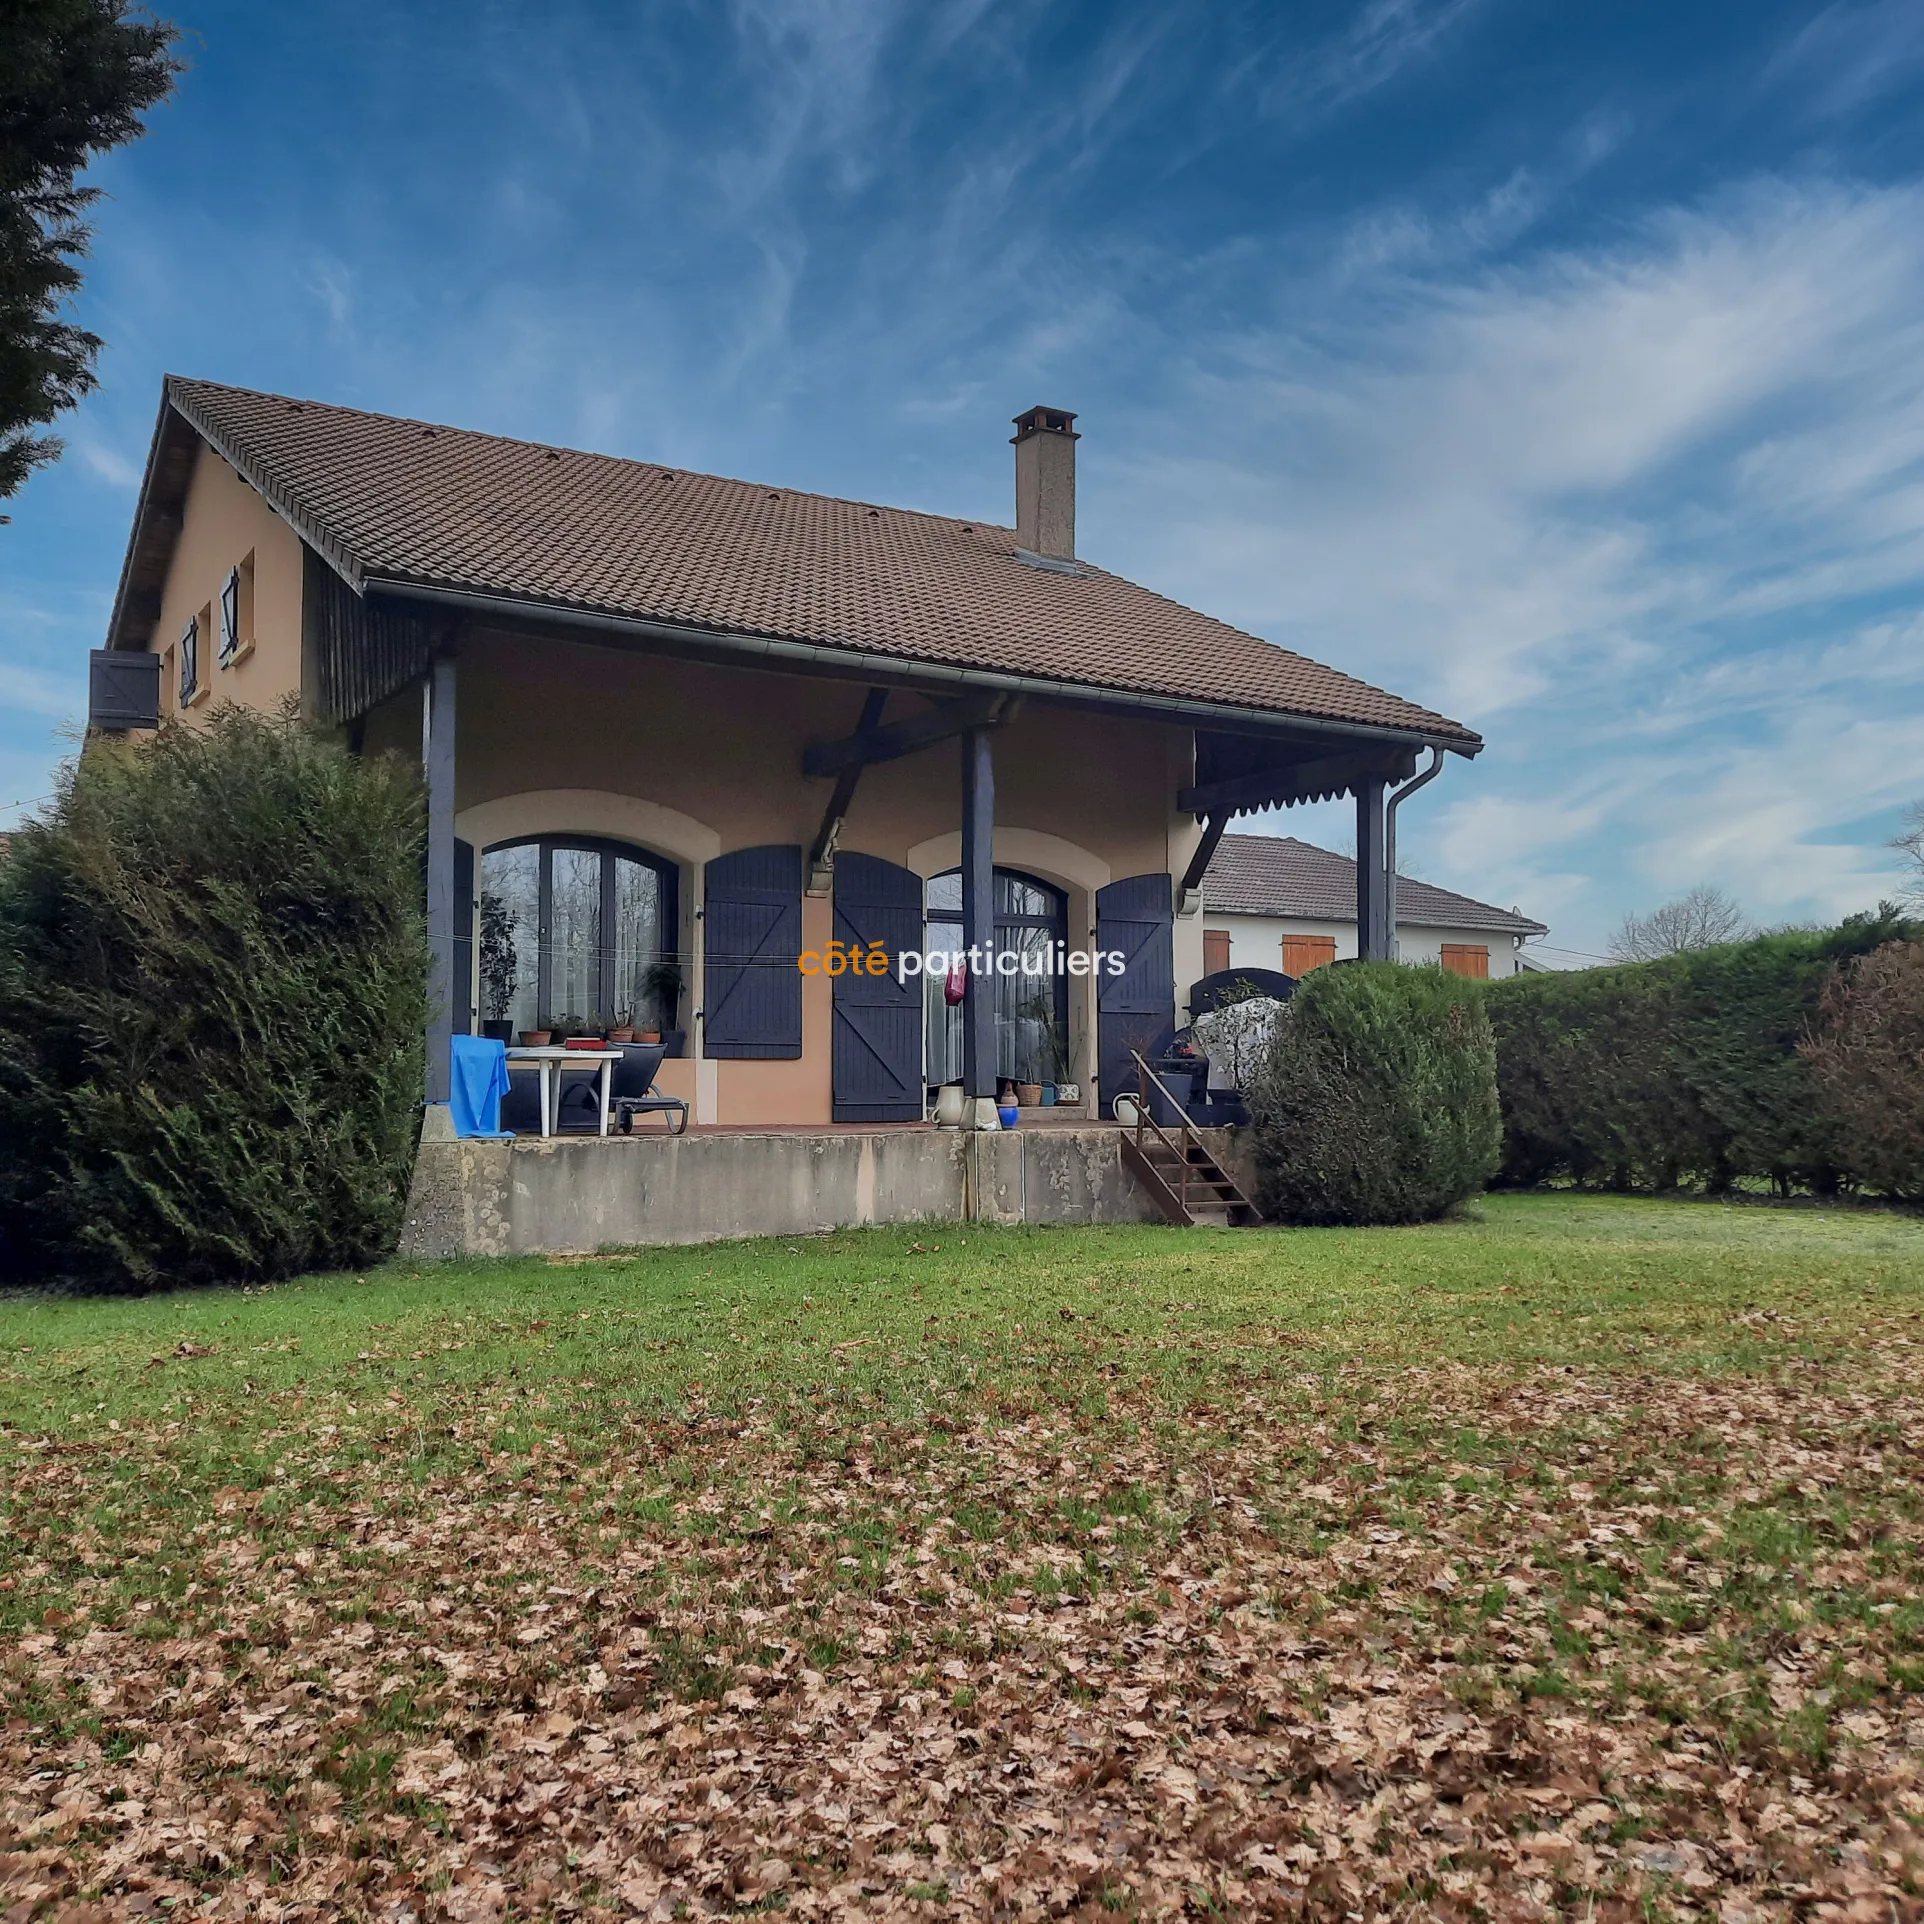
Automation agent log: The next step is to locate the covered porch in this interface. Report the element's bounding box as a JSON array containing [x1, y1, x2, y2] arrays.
[[389, 605, 1440, 1139]]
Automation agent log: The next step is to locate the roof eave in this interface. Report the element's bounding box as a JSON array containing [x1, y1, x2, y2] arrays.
[[164, 376, 368, 596], [361, 572, 1485, 754]]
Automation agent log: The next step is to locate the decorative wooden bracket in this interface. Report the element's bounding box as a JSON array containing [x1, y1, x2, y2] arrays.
[[1176, 814, 1229, 916], [803, 689, 1020, 781], [806, 688, 889, 894]]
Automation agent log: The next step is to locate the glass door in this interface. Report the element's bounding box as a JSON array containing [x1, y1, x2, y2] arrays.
[[478, 838, 679, 1033], [923, 867, 1068, 1090]]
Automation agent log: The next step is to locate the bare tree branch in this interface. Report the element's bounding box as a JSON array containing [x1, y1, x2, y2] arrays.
[[1609, 884, 1751, 963], [1894, 802, 1924, 902]]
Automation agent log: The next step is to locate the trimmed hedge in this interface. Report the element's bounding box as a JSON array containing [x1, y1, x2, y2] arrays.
[[1485, 910, 1921, 1195], [1246, 961, 1502, 1226], [0, 707, 428, 1292], [1801, 941, 1924, 1201]]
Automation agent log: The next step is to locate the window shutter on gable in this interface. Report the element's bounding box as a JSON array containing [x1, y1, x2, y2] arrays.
[[219, 568, 241, 664], [702, 845, 804, 1059], [179, 617, 199, 704], [87, 650, 160, 732]]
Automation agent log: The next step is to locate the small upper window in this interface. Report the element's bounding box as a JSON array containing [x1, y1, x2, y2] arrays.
[[219, 567, 240, 665], [217, 554, 254, 666], [179, 615, 200, 706]]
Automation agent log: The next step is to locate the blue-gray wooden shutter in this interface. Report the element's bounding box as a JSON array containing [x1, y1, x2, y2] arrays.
[[831, 853, 924, 1122], [453, 839, 476, 1037], [1096, 872, 1175, 1121], [703, 845, 804, 1059], [87, 650, 160, 732]]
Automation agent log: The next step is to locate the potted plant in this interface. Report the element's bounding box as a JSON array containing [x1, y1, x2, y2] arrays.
[[641, 958, 684, 1047], [608, 1009, 637, 1044], [519, 1017, 555, 1047]]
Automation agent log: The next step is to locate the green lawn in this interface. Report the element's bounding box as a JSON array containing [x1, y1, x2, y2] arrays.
[[3, 1195, 1922, 1918]]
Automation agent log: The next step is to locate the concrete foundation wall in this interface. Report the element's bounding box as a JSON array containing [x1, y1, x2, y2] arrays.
[[399, 1116, 1208, 1258]]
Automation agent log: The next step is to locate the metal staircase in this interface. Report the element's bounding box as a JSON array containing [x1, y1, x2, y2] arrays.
[[1118, 1051, 1264, 1227]]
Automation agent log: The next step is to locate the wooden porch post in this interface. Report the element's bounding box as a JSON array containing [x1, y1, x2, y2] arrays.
[[961, 725, 997, 1105], [1355, 777, 1393, 961], [424, 652, 457, 1104]]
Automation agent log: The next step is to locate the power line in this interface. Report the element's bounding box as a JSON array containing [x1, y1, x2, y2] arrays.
[[1527, 942, 1615, 964]]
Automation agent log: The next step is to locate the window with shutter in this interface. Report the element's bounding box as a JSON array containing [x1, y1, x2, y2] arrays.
[[179, 616, 200, 706], [703, 846, 804, 1059], [1440, 943, 1489, 979], [1282, 934, 1336, 976], [219, 568, 240, 665], [1202, 928, 1231, 974]]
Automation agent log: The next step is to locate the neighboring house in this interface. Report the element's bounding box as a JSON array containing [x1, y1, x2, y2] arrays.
[[1201, 834, 1546, 979], [89, 378, 1485, 1130]]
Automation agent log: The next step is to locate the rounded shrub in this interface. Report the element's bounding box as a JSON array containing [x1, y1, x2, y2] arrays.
[[1245, 961, 1501, 1226], [0, 705, 428, 1292]]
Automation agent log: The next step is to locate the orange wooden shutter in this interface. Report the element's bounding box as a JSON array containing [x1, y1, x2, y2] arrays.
[[1440, 943, 1489, 979], [1202, 928, 1231, 974], [1283, 934, 1337, 976]]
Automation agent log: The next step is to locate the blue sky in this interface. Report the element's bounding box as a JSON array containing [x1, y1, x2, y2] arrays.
[[6, 0, 1924, 959]]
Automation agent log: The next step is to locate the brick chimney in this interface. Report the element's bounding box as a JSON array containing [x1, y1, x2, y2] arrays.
[[1011, 405, 1078, 561]]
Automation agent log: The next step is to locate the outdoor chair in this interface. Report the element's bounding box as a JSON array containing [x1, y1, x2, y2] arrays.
[[609, 1042, 690, 1135]]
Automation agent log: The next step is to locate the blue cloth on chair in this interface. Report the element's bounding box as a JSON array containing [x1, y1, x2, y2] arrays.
[[450, 1035, 515, 1138]]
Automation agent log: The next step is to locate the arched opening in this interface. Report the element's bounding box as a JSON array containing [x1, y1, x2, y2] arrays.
[[479, 836, 681, 1035], [924, 866, 1069, 1092]]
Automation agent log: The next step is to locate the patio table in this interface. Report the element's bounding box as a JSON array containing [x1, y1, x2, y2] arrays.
[[503, 1046, 623, 1139]]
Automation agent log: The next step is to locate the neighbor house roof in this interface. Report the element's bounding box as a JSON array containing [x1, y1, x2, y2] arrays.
[[115, 377, 1480, 749], [1202, 833, 1546, 935]]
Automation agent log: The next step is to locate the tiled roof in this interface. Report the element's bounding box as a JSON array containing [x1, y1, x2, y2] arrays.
[[1203, 833, 1546, 935], [156, 378, 1479, 746]]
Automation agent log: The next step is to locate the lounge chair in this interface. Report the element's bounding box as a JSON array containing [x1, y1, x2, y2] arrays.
[[609, 1043, 690, 1135]]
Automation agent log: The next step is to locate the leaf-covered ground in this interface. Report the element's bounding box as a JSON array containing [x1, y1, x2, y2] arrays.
[[2, 1196, 1922, 1920]]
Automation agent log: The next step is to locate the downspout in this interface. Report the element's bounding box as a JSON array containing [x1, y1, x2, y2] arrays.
[[1384, 747, 1444, 962]]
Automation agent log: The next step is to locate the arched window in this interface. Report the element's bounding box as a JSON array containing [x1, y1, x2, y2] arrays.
[[924, 867, 1069, 1090], [479, 837, 680, 1035]]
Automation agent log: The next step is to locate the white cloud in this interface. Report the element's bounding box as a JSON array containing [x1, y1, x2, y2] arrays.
[[1064, 175, 1924, 944], [1260, 0, 1486, 122], [75, 439, 141, 488], [1769, 0, 1924, 116]]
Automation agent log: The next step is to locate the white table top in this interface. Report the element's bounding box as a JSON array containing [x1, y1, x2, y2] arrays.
[[505, 1045, 623, 1062]]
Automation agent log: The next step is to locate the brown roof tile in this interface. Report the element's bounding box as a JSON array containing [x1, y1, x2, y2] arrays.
[[1203, 833, 1544, 934], [160, 378, 1479, 746]]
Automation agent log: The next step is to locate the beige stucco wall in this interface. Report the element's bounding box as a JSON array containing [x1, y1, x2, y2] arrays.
[[1204, 910, 1529, 976], [145, 442, 305, 724]]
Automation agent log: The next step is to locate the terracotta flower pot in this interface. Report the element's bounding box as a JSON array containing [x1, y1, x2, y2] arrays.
[[609, 1027, 636, 1043], [637, 1029, 662, 1044], [519, 1029, 552, 1047]]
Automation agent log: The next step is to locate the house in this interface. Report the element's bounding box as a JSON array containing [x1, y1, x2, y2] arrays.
[[1200, 834, 1545, 979], [88, 378, 1486, 1246]]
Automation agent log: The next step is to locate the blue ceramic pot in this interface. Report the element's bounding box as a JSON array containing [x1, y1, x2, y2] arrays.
[[997, 1104, 1020, 1129]]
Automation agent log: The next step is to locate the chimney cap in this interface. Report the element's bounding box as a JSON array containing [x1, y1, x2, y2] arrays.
[[1010, 405, 1079, 444]]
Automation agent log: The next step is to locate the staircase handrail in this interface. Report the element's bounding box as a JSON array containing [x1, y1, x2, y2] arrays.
[[1129, 1049, 1207, 1217]]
